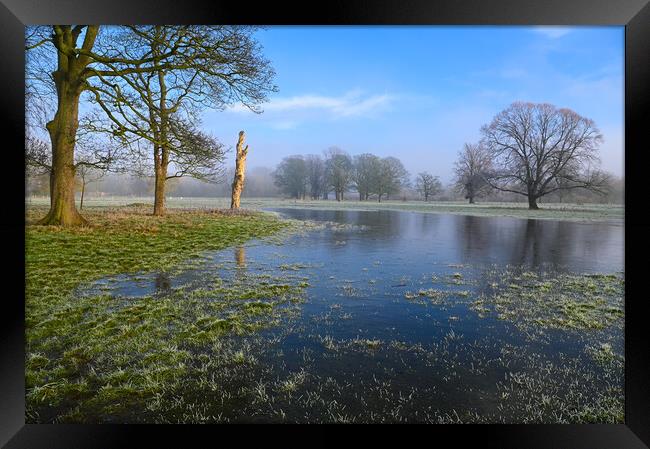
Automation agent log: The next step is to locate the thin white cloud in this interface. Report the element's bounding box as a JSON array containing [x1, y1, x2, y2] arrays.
[[532, 27, 573, 39], [227, 90, 395, 119]]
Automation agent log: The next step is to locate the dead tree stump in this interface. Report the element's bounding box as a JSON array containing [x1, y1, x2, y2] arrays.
[[230, 131, 249, 209]]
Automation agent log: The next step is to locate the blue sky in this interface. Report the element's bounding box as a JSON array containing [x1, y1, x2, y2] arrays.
[[202, 26, 624, 184]]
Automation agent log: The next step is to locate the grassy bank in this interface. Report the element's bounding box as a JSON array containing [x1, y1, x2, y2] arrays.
[[25, 205, 300, 422], [27, 196, 624, 223]]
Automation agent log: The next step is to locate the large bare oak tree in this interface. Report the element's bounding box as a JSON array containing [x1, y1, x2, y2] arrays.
[[480, 102, 608, 209]]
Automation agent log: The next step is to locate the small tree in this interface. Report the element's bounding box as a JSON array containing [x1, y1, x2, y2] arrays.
[[25, 135, 53, 203], [481, 102, 607, 209], [453, 143, 492, 204], [414, 172, 442, 201], [75, 164, 105, 210]]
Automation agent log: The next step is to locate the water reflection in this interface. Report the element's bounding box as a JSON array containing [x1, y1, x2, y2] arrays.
[[271, 208, 623, 273], [235, 246, 246, 269]]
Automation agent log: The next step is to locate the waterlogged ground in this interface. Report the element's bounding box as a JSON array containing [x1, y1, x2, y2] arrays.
[[37, 208, 624, 423], [26, 196, 625, 223]]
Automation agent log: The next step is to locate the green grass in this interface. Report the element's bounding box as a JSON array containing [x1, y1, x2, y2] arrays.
[[25, 205, 301, 423], [27, 196, 624, 223], [470, 270, 625, 331]]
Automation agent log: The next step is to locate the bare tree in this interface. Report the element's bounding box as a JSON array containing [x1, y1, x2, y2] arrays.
[[480, 102, 607, 209], [273, 156, 308, 199], [305, 155, 326, 200], [373, 156, 409, 202], [453, 142, 493, 204], [25, 25, 118, 225], [415, 172, 442, 201], [25, 135, 53, 204], [25, 135, 51, 177], [75, 164, 104, 210], [324, 147, 353, 202], [353, 153, 381, 201]]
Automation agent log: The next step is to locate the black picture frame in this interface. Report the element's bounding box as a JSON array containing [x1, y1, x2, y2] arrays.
[[2, 0, 648, 446]]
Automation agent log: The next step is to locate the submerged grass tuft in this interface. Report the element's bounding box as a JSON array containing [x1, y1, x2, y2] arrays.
[[471, 270, 624, 331]]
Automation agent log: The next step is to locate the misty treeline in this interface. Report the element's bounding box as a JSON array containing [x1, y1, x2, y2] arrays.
[[26, 25, 277, 225], [267, 102, 624, 207], [26, 161, 623, 205], [272, 147, 433, 203], [26, 166, 280, 199]]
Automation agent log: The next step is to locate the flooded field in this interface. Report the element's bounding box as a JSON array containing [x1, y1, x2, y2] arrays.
[[62, 209, 624, 423]]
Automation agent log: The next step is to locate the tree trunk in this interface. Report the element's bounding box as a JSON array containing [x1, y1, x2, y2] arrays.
[[153, 147, 168, 216], [528, 196, 539, 210], [49, 172, 54, 208], [153, 59, 170, 216], [153, 172, 166, 216], [38, 88, 87, 226], [80, 180, 85, 210], [38, 25, 99, 227], [378, 194, 382, 203], [359, 192, 363, 201], [230, 131, 249, 209], [468, 195, 475, 204]]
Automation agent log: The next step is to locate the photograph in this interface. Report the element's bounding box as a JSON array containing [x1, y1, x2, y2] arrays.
[[23, 24, 627, 425]]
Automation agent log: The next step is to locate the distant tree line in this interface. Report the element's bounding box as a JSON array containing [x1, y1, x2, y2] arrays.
[[28, 166, 621, 205], [272, 147, 438, 202]]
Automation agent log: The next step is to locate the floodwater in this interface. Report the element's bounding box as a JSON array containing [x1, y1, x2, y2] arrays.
[[82, 209, 625, 423]]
